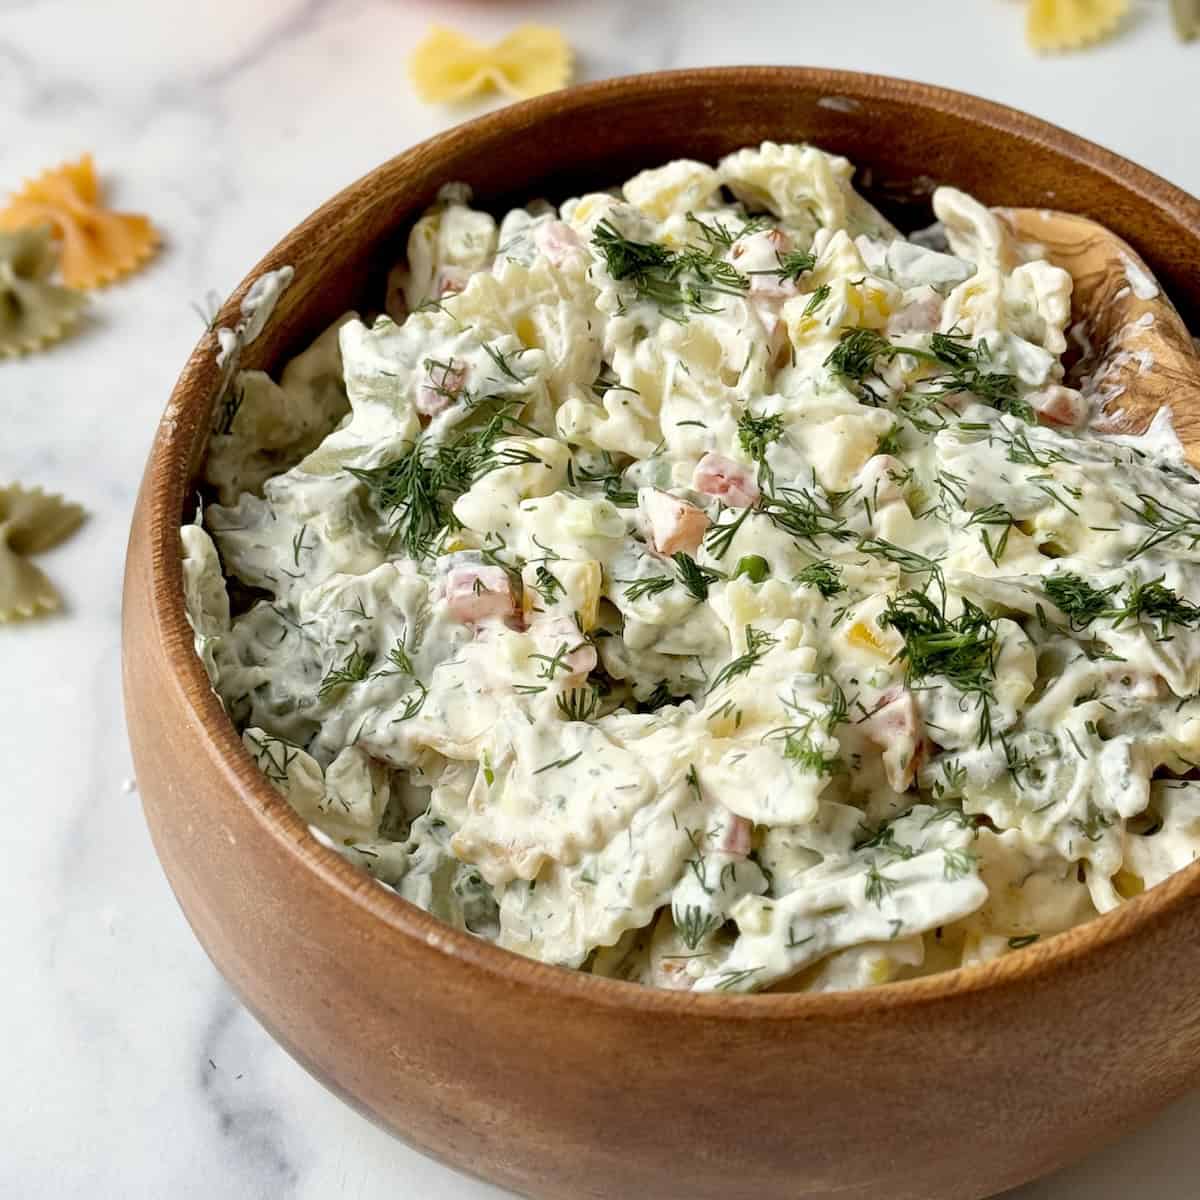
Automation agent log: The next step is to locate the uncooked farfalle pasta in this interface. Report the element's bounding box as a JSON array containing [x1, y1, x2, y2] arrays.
[[0, 485, 85, 621], [184, 143, 1200, 993], [0, 227, 86, 358], [0, 155, 158, 290], [1025, 0, 1129, 51], [409, 25, 572, 103]]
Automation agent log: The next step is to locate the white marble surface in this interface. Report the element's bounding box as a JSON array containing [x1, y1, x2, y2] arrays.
[[2, 2, 1198, 1196]]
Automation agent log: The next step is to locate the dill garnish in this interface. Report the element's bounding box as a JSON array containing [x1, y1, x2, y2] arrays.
[[879, 591, 998, 744], [346, 397, 537, 558], [1122, 493, 1200, 558], [672, 552, 724, 601], [533, 565, 564, 605], [824, 326, 1027, 419], [1044, 573, 1119, 630], [591, 362, 639, 399], [532, 750, 584, 775], [794, 559, 844, 598], [705, 506, 753, 560], [707, 625, 778, 693], [802, 283, 831, 316], [759, 486, 855, 547], [318, 644, 374, 701], [964, 503, 1015, 565], [675, 904, 721, 951], [622, 574, 674, 601], [736, 409, 785, 485], [713, 965, 763, 991], [748, 248, 816, 285], [1110, 576, 1200, 635], [480, 342, 529, 384], [942, 848, 978, 881], [556, 687, 601, 722], [864, 864, 898, 906], [591, 218, 750, 319]]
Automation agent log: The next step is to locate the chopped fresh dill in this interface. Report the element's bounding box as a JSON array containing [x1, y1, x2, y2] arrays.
[[318, 644, 374, 701], [591, 218, 749, 319], [592, 362, 639, 399], [736, 409, 785, 478], [712, 965, 763, 991], [802, 283, 831, 316], [532, 750, 584, 775], [705, 505, 753, 560], [748, 248, 816, 285], [942, 847, 978, 881], [707, 625, 778, 693], [1110, 576, 1200, 635], [864, 864, 898, 906], [964, 503, 1014, 566], [1044, 572, 1119, 630], [674, 903, 721, 951], [623, 574, 674, 601], [794, 559, 844, 598], [534, 565, 564, 606], [385, 637, 414, 676], [481, 342, 529, 384], [759, 486, 855, 547], [672, 551, 724, 601], [879, 591, 997, 744], [556, 687, 602, 722]]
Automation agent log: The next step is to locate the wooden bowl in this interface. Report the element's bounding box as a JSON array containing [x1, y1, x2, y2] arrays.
[[122, 68, 1200, 1200]]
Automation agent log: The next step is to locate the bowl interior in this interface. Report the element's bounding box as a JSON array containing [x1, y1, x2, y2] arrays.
[[154, 67, 1200, 1010]]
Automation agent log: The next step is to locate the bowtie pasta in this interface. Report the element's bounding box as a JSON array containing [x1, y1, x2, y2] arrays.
[[183, 142, 1200, 994]]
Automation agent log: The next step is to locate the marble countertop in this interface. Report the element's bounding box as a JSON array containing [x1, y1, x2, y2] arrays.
[[3, 2, 1198, 1196]]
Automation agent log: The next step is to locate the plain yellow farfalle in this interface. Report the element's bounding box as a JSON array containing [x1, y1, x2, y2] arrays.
[[0, 485, 86, 622], [0, 154, 159, 289], [0, 227, 87, 357], [409, 25, 572, 104], [1026, 0, 1130, 50]]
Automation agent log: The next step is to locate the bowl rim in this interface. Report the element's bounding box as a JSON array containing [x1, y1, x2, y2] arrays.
[[142, 64, 1200, 1018]]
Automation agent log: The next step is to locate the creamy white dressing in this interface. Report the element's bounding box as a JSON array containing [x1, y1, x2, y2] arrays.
[[183, 143, 1200, 993]]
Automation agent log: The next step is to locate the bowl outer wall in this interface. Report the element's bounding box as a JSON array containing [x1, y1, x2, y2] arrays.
[[122, 68, 1200, 1200]]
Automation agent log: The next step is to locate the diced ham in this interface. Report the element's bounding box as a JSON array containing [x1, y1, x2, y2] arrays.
[[855, 454, 906, 508], [736, 228, 800, 301], [717, 812, 753, 859], [533, 220, 584, 268], [750, 274, 800, 302], [692, 452, 761, 509], [887, 290, 944, 335], [640, 489, 710, 557], [445, 564, 517, 624], [417, 358, 467, 416], [533, 616, 597, 683], [863, 687, 927, 793], [435, 266, 469, 297], [1030, 384, 1087, 428]]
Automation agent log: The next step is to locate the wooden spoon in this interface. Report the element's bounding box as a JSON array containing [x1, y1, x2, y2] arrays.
[[996, 206, 1200, 463]]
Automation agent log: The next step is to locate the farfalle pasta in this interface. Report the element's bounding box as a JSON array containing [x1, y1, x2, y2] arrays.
[[1026, 0, 1130, 50], [0, 154, 158, 289], [0, 485, 85, 622], [409, 25, 572, 104], [184, 143, 1200, 994], [0, 228, 86, 357]]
